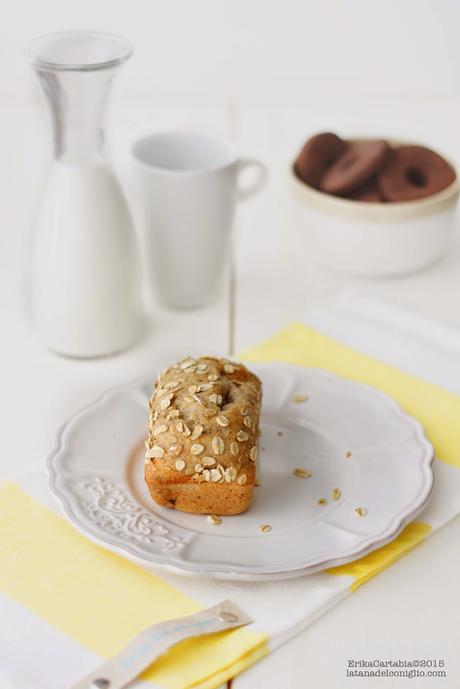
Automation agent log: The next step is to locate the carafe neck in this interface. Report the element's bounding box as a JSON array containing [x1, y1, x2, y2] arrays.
[[36, 67, 116, 164]]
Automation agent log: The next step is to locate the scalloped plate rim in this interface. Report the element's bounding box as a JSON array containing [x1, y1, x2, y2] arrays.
[[46, 364, 435, 581]]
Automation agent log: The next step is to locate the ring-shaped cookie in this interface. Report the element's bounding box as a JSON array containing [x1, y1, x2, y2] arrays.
[[320, 140, 390, 196], [377, 145, 456, 202], [294, 132, 346, 188]]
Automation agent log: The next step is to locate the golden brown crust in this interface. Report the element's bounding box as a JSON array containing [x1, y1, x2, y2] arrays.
[[144, 356, 261, 515]]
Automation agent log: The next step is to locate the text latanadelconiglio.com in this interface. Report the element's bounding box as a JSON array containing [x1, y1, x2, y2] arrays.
[[345, 658, 447, 680]]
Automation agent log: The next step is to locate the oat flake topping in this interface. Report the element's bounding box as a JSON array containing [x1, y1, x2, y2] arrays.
[[153, 424, 168, 436], [191, 424, 204, 440], [212, 437, 225, 455], [149, 446, 165, 459], [202, 456, 216, 466]]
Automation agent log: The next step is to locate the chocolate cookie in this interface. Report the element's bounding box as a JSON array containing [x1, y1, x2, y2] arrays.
[[377, 145, 456, 202], [294, 132, 347, 188], [320, 140, 390, 196], [347, 178, 383, 202]]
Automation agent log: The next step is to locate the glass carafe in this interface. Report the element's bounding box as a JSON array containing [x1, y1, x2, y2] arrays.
[[27, 31, 143, 357]]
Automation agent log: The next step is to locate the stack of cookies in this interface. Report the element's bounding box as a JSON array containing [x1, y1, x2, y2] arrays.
[[294, 132, 456, 203]]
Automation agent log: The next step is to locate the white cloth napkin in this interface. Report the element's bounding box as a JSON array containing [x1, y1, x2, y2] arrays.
[[2, 294, 460, 689]]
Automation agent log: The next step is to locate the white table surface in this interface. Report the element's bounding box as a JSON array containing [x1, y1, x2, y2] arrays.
[[2, 97, 460, 688]]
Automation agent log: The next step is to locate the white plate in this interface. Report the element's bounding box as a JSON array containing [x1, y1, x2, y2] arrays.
[[47, 363, 434, 581]]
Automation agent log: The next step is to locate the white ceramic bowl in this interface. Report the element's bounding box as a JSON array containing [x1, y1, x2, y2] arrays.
[[289, 140, 459, 277]]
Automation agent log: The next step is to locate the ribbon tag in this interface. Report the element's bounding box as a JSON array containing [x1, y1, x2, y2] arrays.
[[70, 600, 252, 689]]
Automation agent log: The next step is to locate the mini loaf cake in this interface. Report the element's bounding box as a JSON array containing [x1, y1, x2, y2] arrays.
[[144, 356, 262, 515]]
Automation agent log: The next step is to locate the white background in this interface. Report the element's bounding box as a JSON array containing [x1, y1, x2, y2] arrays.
[[2, 2, 460, 689], [3, 0, 459, 103]]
